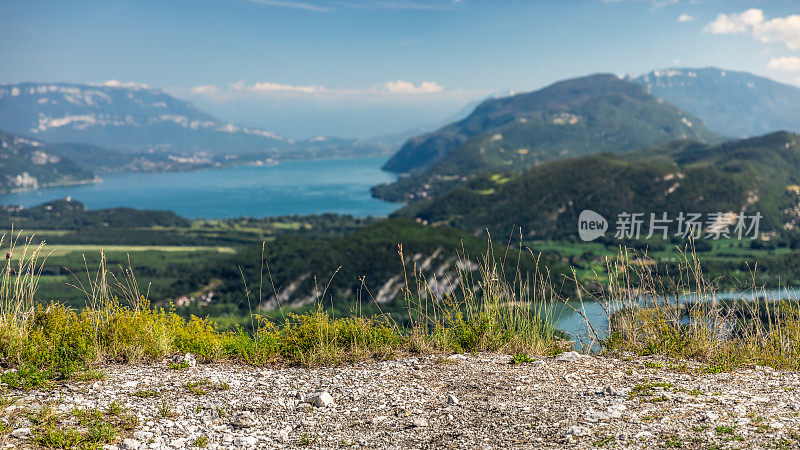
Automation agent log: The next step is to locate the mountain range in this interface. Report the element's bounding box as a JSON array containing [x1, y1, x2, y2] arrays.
[[374, 68, 800, 205], [3, 67, 800, 199], [632, 67, 800, 138], [0, 82, 392, 164], [0, 82, 396, 192], [374, 73, 721, 203], [0, 82, 291, 155]]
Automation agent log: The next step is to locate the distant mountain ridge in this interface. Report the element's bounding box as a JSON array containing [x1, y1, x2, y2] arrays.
[[0, 82, 395, 183], [632, 67, 800, 138], [0, 82, 292, 155], [375, 73, 720, 203]]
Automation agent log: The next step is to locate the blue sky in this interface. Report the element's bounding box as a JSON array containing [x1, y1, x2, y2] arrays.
[[2, 0, 799, 138]]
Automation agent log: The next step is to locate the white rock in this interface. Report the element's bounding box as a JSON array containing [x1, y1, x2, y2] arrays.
[[634, 431, 654, 441], [278, 426, 292, 443], [308, 391, 335, 408], [555, 351, 583, 362], [11, 428, 31, 439], [371, 415, 389, 425], [447, 394, 460, 405], [411, 417, 429, 427], [172, 352, 197, 368], [230, 410, 258, 428], [296, 402, 313, 412], [530, 360, 547, 368], [701, 411, 720, 422], [133, 431, 154, 441], [234, 436, 258, 447], [564, 425, 591, 437], [585, 409, 611, 422], [119, 439, 143, 450]]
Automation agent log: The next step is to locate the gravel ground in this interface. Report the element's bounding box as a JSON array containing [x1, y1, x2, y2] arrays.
[[2, 352, 800, 449]]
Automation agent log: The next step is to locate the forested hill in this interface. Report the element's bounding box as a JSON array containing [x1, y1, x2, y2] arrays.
[[0, 198, 189, 229], [393, 132, 800, 240]]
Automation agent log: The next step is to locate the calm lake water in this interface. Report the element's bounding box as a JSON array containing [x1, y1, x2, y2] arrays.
[[0, 157, 399, 218]]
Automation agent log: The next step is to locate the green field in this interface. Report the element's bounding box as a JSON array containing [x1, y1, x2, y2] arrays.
[[0, 205, 383, 309]]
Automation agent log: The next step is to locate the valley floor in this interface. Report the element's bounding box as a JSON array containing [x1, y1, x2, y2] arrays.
[[2, 353, 799, 449]]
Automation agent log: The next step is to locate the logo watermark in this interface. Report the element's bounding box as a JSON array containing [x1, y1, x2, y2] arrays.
[[578, 210, 608, 242], [577, 210, 762, 242]]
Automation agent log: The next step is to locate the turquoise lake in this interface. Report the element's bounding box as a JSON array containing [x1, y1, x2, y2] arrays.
[[0, 157, 400, 219]]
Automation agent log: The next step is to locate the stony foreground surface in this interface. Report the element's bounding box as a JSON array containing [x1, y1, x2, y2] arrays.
[[2, 352, 800, 449]]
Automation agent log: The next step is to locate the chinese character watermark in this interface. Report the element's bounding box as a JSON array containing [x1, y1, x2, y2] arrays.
[[578, 210, 762, 242]]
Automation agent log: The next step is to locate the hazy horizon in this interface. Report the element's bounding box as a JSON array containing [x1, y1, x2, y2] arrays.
[[3, 0, 800, 139]]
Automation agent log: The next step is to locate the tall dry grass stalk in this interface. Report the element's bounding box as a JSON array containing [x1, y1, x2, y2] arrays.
[[0, 231, 49, 332], [571, 242, 800, 369], [67, 249, 150, 312], [399, 237, 565, 355]]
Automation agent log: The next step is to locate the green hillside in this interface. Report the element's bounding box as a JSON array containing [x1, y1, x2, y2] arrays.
[[393, 132, 800, 240]]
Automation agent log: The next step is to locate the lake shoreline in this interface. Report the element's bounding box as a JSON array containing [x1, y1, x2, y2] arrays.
[[0, 156, 400, 219]]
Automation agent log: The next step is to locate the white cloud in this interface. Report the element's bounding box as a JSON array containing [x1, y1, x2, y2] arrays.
[[190, 85, 218, 94], [244, 81, 326, 94], [753, 14, 800, 50], [677, 13, 694, 23], [383, 80, 443, 94], [707, 9, 763, 34], [98, 80, 149, 89], [186, 79, 448, 101], [767, 56, 800, 72], [707, 9, 800, 50]]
